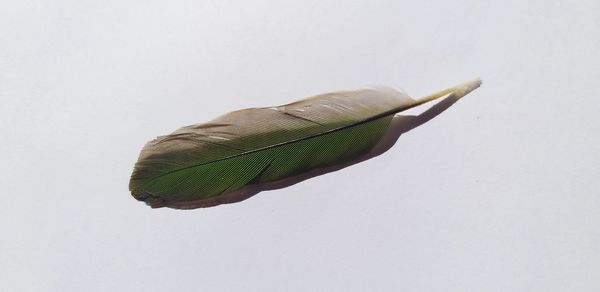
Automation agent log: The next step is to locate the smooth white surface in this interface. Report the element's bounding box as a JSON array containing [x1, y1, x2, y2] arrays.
[[2, 1, 599, 291]]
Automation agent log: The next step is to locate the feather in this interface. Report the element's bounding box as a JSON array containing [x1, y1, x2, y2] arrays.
[[129, 79, 481, 208]]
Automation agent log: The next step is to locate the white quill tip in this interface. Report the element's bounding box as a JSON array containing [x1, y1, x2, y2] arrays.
[[412, 78, 482, 107]]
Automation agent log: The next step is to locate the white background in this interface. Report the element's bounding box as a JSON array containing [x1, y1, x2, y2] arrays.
[[2, 1, 599, 291]]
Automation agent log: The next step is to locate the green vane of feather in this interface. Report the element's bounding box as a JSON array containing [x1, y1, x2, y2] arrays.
[[129, 79, 481, 208]]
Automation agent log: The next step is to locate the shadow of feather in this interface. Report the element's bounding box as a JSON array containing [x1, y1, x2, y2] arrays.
[[166, 93, 463, 209]]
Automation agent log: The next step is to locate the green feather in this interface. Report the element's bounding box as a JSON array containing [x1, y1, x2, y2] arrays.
[[129, 79, 481, 208]]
